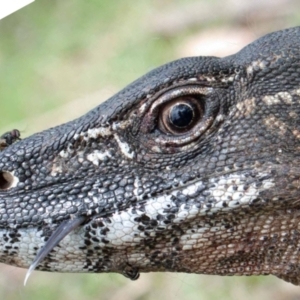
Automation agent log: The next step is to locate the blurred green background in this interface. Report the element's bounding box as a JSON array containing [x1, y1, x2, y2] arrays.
[[1, 0, 300, 299]]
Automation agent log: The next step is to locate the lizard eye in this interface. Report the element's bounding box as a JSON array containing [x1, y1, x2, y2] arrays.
[[141, 85, 219, 149], [159, 96, 203, 134]]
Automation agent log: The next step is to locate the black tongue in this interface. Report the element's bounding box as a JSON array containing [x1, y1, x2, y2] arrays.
[[24, 216, 86, 285]]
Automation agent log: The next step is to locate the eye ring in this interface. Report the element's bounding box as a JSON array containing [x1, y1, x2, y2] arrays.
[[159, 96, 203, 134], [140, 85, 219, 148]]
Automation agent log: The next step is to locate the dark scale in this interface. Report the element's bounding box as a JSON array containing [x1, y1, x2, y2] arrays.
[[121, 264, 140, 280], [0, 129, 21, 151]]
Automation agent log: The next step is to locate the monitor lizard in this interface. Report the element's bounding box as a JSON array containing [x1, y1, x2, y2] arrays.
[[0, 26, 299, 285]]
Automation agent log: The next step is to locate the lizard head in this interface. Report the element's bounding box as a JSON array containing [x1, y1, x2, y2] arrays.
[[0, 27, 300, 285]]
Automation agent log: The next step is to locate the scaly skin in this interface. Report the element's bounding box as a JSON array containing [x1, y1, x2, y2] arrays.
[[0, 27, 300, 284]]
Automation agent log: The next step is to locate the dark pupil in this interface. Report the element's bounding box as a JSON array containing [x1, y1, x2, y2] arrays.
[[169, 103, 194, 128]]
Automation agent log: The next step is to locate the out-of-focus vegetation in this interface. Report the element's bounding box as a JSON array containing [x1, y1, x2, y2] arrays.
[[0, 0, 179, 131], [1, 0, 300, 299]]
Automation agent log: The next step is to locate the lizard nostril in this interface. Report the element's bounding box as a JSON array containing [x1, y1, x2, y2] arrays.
[[0, 171, 17, 190]]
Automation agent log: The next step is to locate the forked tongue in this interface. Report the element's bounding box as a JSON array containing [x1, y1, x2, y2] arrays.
[[24, 216, 86, 285]]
